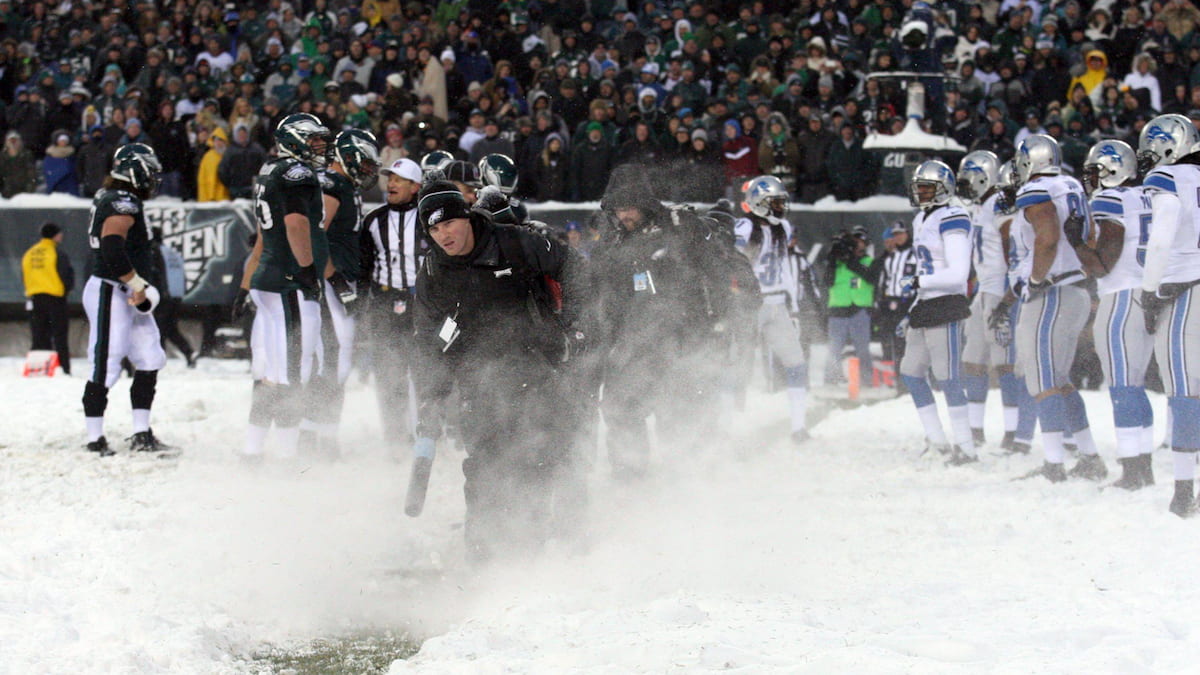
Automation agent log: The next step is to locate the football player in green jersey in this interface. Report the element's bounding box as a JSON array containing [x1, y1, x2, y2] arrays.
[[241, 113, 331, 462], [81, 143, 174, 457]]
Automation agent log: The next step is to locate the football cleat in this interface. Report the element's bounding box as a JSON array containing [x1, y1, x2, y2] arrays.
[[87, 436, 115, 457], [945, 446, 979, 466], [1000, 431, 1016, 451], [128, 429, 175, 455], [1017, 461, 1067, 483], [791, 430, 812, 445], [1109, 457, 1146, 491], [1169, 480, 1196, 518], [1068, 454, 1108, 481], [972, 428, 986, 447], [1138, 453, 1155, 486]]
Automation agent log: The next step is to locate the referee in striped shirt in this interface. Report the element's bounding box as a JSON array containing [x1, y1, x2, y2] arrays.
[[875, 221, 917, 363], [361, 158, 427, 455]]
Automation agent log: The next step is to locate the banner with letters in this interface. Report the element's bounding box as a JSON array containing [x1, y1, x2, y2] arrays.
[[0, 199, 910, 307]]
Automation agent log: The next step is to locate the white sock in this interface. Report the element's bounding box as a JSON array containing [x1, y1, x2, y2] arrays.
[[1141, 425, 1155, 455], [787, 387, 808, 433], [132, 409, 151, 433], [1173, 452, 1196, 480], [275, 427, 300, 458], [1043, 431, 1065, 464], [1115, 427, 1142, 459], [1073, 426, 1098, 456], [1003, 406, 1019, 433], [244, 425, 269, 457], [86, 416, 104, 442], [947, 404, 976, 454], [967, 401, 986, 431], [916, 404, 948, 445]]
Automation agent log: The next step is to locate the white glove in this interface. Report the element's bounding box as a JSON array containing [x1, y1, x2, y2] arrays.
[[133, 285, 161, 314]]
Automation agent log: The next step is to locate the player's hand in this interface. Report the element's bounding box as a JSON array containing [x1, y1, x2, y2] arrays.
[[292, 264, 323, 303], [328, 271, 357, 309], [900, 274, 919, 296], [1063, 212, 1087, 248], [231, 288, 253, 321], [895, 316, 910, 338], [1022, 278, 1051, 301], [1141, 290, 1168, 335], [128, 288, 147, 307]]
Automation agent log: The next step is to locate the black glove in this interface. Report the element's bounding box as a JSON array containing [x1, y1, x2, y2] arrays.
[[562, 329, 588, 363], [1142, 290, 1169, 335], [1023, 278, 1052, 300], [1063, 212, 1087, 249], [988, 300, 1014, 347], [328, 271, 358, 310], [292, 264, 323, 303], [994, 185, 1017, 215], [231, 288, 253, 322]]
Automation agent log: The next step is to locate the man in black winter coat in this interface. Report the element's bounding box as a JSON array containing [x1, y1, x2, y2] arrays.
[[411, 180, 589, 564], [217, 124, 268, 199], [588, 179, 731, 477]]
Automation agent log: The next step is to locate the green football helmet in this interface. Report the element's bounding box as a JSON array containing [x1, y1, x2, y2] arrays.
[[110, 142, 162, 194], [275, 112, 331, 166], [478, 153, 519, 195], [419, 149, 454, 177], [334, 129, 381, 190]]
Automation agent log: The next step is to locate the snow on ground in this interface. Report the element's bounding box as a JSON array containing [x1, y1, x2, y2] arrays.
[[3, 356, 1200, 674]]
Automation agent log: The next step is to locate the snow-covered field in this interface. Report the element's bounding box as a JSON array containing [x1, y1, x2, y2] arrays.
[[4, 356, 1200, 674]]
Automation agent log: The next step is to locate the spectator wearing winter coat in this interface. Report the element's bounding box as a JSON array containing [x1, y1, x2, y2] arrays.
[[7, 88, 48, 160], [569, 122, 614, 201], [535, 132, 569, 202], [1068, 50, 1109, 105], [1123, 53, 1163, 112], [118, 117, 150, 146], [42, 131, 79, 196], [796, 115, 835, 203], [0, 131, 38, 198], [46, 91, 78, 141], [76, 126, 111, 198], [217, 124, 267, 200], [196, 126, 230, 202], [468, 118, 517, 165], [1159, 0, 1200, 42], [721, 119, 758, 189], [681, 128, 723, 202], [969, 119, 1017, 163], [147, 99, 190, 198], [825, 124, 877, 202], [758, 113, 800, 192]]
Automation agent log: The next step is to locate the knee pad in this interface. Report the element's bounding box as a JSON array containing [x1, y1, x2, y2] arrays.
[[82, 380, 108, 417], [902, 374, 935, 408], [940, 377, 968, 407], [130, 370, 157, 410], [1109, 386, 1147, 429], [1037, 394, 1066, 433], [964, 373, 989, 403]]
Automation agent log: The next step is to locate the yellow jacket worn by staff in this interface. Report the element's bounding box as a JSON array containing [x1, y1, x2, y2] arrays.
[[197, 126, 231, 202], [22, 237, 65, 297]]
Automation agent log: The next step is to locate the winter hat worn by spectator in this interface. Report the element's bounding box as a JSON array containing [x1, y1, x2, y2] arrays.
[[585, 121, 604, 135], [41, 222, 61, 239], [440, 48, 455, 63], [418, 180, 472, 230]]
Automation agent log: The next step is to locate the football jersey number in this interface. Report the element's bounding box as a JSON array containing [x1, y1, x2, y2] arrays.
[[1066, 191, 1090, 238], [1137, 212, 1151, 267], [972, 225, 984, 264], [757, 250, 779, 286], [254, 182, 274, 230], [916, 245, 934, 275]]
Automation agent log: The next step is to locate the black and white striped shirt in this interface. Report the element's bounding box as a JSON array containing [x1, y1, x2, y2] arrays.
[[361, 201, 425, 290], [879, 246, 917, 299]]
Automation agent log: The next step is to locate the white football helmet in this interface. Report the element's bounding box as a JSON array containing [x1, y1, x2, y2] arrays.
[[1137, 113, 1199, 169], [956, 150, 1000, 203], [1082, 139, 1137, 194], [1012, 134, 1063, 186], [742, 175, 789, 218], [909, 160, 955, 208]]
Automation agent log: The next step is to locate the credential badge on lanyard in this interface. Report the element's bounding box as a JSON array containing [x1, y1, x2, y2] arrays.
[[633, 269, 656, 293], [439, 303, 461, 352]]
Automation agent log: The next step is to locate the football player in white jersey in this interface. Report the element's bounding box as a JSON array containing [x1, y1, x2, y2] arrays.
[[734, 176, 809, 443], [1010, 134, 1104, 482], [1064, 140, 1156, 490], [1137, 113, 1200, 516], [957, 150, 1026, 449], [989, 161, 1041, 456], [898, 160, 977, 464]]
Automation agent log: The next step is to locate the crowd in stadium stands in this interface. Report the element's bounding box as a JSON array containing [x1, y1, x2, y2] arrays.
[[0, 0, 1196, 203]]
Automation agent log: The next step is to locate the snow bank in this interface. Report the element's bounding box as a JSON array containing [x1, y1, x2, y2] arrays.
[[3, 357, 1199, 673]]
